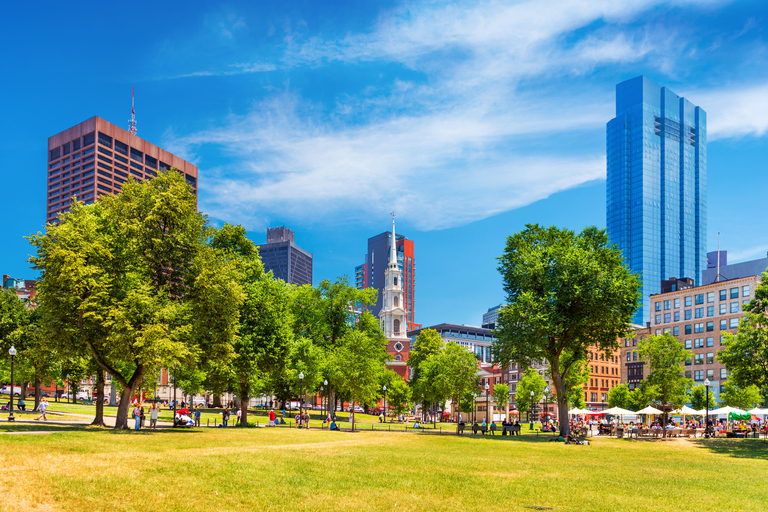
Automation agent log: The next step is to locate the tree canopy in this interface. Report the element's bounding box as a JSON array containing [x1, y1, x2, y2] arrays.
[[637, 334, 691, 425], [494, 224, 641, 436]]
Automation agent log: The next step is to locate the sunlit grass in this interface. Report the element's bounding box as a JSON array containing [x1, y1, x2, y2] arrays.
[[1, 426, 766, 511]]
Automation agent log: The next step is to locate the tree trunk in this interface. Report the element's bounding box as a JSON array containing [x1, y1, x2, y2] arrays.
[[550, 366, 570, 438], [91, 371, 106, 427], [212, 394, 222, 408], [34, 374, 41, 410], [239, 383, 248, 428], [113, 366, 145, 430], [21, 382, 29, 400]]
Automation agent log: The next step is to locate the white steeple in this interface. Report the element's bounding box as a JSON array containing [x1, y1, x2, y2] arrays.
[[380, 212, 409, 340]]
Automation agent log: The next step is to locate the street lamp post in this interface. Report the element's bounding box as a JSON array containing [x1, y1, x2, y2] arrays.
[[542, 386, 550, 425], [704, 378, 711, 438], [485, 382, 490, 425], [382, 385, 387, 422], [323, 379, 328, 419], [298, 372, 304, 428], [8, 346, 17, 422], [529, 390, 535, 430]]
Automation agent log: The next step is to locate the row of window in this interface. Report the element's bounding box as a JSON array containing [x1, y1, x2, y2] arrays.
[[689, 369, 727, 382], [653, 318, 740, 336], [588, 378, 618, 389], [655, 286, 751, 312], [50, 133, 95, 161], [655, 301, 749, 324]]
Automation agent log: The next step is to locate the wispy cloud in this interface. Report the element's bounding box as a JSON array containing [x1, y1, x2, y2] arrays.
[[693, 82, 768, 139], [165, 0, 757, 231]]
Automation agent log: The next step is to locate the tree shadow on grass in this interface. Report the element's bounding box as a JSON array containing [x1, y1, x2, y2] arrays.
[[690, 438, 768, 461]]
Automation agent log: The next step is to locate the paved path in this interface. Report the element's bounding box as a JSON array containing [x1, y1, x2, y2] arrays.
[[0, 410, 176, 434]]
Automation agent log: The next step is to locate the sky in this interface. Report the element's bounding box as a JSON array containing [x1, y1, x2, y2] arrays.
[[1, 0, 767, 328]]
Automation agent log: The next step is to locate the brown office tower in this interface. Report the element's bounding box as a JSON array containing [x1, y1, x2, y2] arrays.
[[46, 116, 198, 223]]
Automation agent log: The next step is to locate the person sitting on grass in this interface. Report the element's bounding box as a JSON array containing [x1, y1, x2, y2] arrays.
[[413, 420, 421, 429], [330, 420, 340, 431], [17, 399, 26, 411]]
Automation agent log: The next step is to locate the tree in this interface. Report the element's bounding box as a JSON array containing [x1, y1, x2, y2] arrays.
[[408, 328, 445, 421], [562, 356, 590, 410], [626, 385, 656, 412], [331, 329, 388, 430], [494, 224, 641, 437], [515, 368, 546, 415], [720, 274, 768, 390], [719, 381, 762, 410], [688, 385, 717, 411], [638, 334, 691, 431], [429, 342, 478, 432], [607, 383, 630, 409], [492, 382, 510, 421], [385, 376, 412, 416], [29, 171, 240, 429]]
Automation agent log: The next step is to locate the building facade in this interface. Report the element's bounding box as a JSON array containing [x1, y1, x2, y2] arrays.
[[482, 304, 503, 330], [3, 275, 36, 305], [620, 276, 759, 401], [379, 217, 412, 379], [584, 345, 621, 411], [257, 226, 313, 286], [357, 230, 417, 331], [702, 250, 768, 285], [607, 76, 707, 325], [47, 117, 198, 223]]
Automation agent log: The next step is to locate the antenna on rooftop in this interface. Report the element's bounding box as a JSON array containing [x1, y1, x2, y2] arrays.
[[128, 87, 137, 136], [715, 232, 723, 283]]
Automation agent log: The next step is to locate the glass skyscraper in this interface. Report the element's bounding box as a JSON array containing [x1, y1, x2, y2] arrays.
[[607, 76, 707, 325]]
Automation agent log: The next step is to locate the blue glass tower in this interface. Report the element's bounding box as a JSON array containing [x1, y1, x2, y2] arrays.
[[607, 76, 707, 325]]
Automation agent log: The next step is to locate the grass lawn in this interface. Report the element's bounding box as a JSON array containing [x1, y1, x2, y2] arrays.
[[1, 427, 767, 511]]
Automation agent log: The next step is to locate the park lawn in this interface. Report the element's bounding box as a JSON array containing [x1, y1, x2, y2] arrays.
[[1, 428, 767, 511]]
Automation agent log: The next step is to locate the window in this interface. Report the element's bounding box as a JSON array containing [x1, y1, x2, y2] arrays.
[[590, 393, 597, 402], [130, 161, 143, 171], [743, 299, 751, 308], [72, 138, 81, 151], [633, 352, 638, 361], [633, 338, 638, 346], [115, 154, 128, 164], [685, 296, 692, 307], [664, 300, 671, 310], [706, 337, 714, 347], [685, 357, 691, 366], [115, 162, 128, 171], [743, 285, 751, 297], [62, 142, 71, 155], [706, 353, 714, 364], [98, 132, 112, 148], [130, 148, 143, 162], [655, 314, 661, 324], [731, 287, 739, 299], [674, 311, 680, 321], [655, 329, 661, 335], [694, 338, 704, 349], [719, 303, 727, 314], [130, 168, 143, 177], [729, 318, 739, 329], [684, 339, 692, 349], [730, 302, 740, 313], [663, 328, 671, 335], [694, 323, 704, 333], [624, 340, 629, 347], [685, 325, 692, 335], [83, 132, 95, 146], [655, 302, 661, 312], [626, 352, 631, 361], [664, 313, 671, 323], [114, 140, 128, 156], [185, 174, 197, 187], [694, 370, 703, 381], [720, 320, 727, 330], [673, 326, 679, 336], [145, 155, 157, 169], [393, 319, 400, 334], [674, 298, 680, 309], [50, 147, 60, 161], [706, 322, 714, 332], [720, 368, 727, 380], [160, 161, 172, 171], [694, 353, 704, 365], [695, 294, 704, 305], [685, 371, 691, 379], [719, 289, 727, 301], [707, 306, 714, 317], [707, 292, 714, 303], [695, 308, 703, 318], [720, 335, 725, 345], [706, 369, 714, 380]]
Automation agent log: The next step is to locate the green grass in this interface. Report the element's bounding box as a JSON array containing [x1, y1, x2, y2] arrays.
[[1, 426, 767, 511]]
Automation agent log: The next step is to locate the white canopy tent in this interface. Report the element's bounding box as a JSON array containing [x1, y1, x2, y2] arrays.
[[748, 407, 768, 416], [636, 406, 663, 415], [671, 405, 701, 416], [710, 406, 748, 416], [568, 408, 592, 415], [604, 407, 635, 416]]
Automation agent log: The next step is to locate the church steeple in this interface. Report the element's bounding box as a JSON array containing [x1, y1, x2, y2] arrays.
[[379, 212, 411, 380], [389, 211, 398, 270]]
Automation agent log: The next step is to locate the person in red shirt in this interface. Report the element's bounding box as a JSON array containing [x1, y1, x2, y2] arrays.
[[269, 409, 276, 427]]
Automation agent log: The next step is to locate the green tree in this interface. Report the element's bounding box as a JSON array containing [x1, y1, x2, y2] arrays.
[[607, 383, 630, 409], [494, 224, 641, 436], [626, 385, 656, 412], [331, 329, 388, 429], [408, 328, 446, 421], [385, 376, 412, 416], [562, 356, 590, 409], [720, 274, 768, 390], [719, 381, 762, 410], [688, 384, 717, 411], [637, 334, 691, 429], [515, 368, 546, 416], [29, 171, 240, 429], [429, 342, 478, 432], [492, 382, 510, 421]]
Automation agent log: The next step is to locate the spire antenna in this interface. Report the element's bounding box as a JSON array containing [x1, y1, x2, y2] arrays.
[[128, 87, 137, 135]]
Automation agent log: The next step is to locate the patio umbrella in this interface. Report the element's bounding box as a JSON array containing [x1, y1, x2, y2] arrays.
[[671, 405, 700, 415], [636, 406, 663, 415], [568, 408, 591, 415], [710, 406, 747, 416], [748, 407, 768, 416], [604, 407, 635, 415]]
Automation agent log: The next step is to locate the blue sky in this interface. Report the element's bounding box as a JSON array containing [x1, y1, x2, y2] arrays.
[[1, 0, 767, 328]]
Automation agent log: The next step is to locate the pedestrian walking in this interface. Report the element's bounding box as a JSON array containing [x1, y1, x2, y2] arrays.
[[149, 403, 159, 431], [222, 408, 230, 427], [269, 409, 276, 427], [194, 408, 201, 427], [35, 398, 48, 421], [236, 408, 242, 426], [133, 403, 141, 431]]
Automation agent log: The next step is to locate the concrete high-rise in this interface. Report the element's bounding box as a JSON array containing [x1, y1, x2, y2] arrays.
[[356, 228, 418, 331], [257, 226, 313, 286], [607, 76, 707, 325], [47, 117, 198, 223]]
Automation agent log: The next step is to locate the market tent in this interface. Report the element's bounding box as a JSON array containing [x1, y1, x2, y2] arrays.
[[636, 406, 663, 415], [568, 408, 592, 415], [748, 407, 768, 416], [586, 411, 606, 416], [710, 406, 747, 416], [671, 405, 700, 415], [604, 407, 635, 415]]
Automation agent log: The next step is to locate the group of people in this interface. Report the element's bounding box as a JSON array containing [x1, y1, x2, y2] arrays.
[[132, 402, 163, 431]]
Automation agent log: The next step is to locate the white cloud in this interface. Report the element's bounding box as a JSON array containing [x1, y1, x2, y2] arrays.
[[692, 82, 768, 139]]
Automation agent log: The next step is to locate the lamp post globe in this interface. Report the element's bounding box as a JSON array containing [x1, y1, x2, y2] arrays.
[[704, 378, 711, 438], [485, 382, 490, 425], [529, 390, 535, 429], [542, 386, 550, 423], [8, 346, 16, 422], [324, 379, 328, 418]]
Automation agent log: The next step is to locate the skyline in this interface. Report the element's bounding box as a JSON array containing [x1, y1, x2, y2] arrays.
[[1, 0, 767, 328]]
